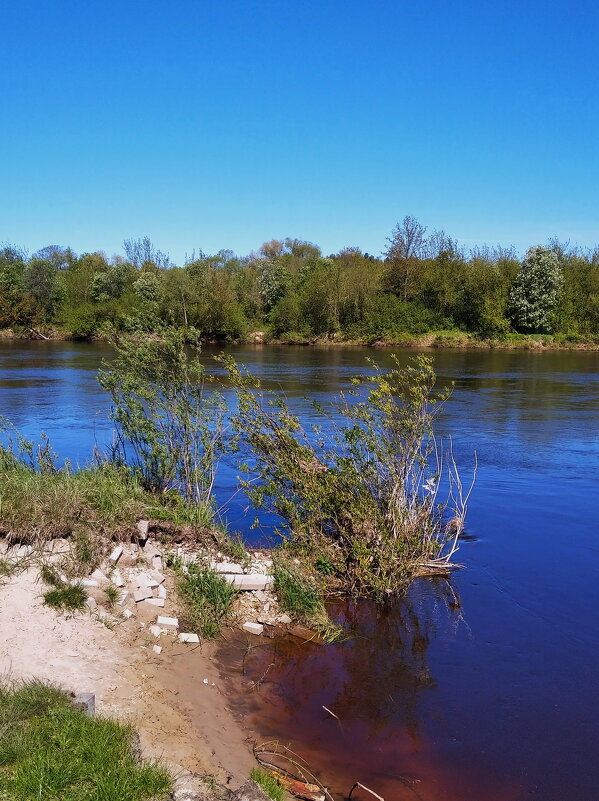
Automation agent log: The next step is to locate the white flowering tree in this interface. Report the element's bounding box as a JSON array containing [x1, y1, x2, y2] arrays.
[[508, 246, 563, 333]]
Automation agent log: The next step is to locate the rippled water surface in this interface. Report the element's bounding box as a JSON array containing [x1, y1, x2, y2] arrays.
[[1, 341, 597, 800]]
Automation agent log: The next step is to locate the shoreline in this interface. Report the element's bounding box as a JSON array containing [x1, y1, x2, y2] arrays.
[[1, 326, 598, 352]]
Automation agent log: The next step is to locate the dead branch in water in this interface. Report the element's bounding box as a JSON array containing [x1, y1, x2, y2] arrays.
[[348, 783, 385, 801], [253, 741, 334, 801]]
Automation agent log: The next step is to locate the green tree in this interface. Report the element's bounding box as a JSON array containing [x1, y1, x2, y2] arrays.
[[508, 246, 563, 333]]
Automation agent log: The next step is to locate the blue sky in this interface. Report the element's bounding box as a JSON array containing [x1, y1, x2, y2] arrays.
[[1, 0, 598, 263]]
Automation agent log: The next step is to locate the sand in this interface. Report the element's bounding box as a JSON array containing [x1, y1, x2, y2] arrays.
[[0, 554, 255, 788]]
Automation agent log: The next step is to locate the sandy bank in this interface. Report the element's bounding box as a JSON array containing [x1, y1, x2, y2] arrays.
[[0, 544, 255, 791]]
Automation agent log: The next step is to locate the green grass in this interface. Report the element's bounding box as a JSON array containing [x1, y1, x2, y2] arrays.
[[175, 561, 237, 638], [0, 678, 172, 801], [250, 767, 285, 801], [0, 459, 149, 546], [43, 583, 87, 612], [273, 561, 341, 641], [105, 583, 119, 607]]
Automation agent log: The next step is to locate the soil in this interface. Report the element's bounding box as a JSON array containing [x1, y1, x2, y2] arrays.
[[0, 547, 255, 790]]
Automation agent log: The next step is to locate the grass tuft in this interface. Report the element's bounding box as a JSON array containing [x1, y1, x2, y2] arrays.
[[0, 678, 172, 801], [43, 583, 87, 612], [273, 561, 341, 641], [250, 767, 285, 801], [105, 583, 119, 607], [175, 561, 237, 639]]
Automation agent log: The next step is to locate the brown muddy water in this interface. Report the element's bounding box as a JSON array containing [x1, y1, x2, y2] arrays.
[[1, 342, 598, 800]]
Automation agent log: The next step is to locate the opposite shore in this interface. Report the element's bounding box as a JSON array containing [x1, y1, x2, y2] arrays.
[[1, 326, 599, 351]]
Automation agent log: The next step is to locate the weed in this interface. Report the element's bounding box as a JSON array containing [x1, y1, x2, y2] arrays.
[[39, 562, 62, 587], [273, 561, 340, 641], [250, 767, 285, 801], [176, 561, 237, 638], [314, 555, 334, 575], [43, 583, 87, 612], [0, 678, 172, 800], [105, 583, 119, 607]]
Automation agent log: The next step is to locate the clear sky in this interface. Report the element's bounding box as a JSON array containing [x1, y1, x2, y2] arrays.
[[1, 0, 597, 263]]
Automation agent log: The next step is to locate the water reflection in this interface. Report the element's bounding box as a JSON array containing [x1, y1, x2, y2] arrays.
[[218, 580, 475, 799]]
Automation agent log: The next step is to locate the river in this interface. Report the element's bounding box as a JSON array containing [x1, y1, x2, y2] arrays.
[[0, 341, 597, 800]]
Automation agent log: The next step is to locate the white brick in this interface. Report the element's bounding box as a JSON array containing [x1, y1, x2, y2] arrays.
[[109, 546, 123, 564], [80, 579, 99, 588], [149, 624, 163, 637], [178, 632, 200, 644], [133, 587, 153, 603], [85, 596, 97, 611], [242, 622, 264, 635], [91, 569, 108, 584], [156, 616, 178, 631], [144, 598, 165, 607], [212, 561, 244, 574], [157, 585, 167, 599], [122, 608, 134, 619], [152, 556, 163, 571], [136, 520, 149, 537], [112, 569, 124, 588], [224, 574, 273, 591], [152, 645, 162, 655]]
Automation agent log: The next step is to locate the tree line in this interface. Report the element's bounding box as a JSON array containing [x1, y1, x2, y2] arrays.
[[1, 218, 598, 342]]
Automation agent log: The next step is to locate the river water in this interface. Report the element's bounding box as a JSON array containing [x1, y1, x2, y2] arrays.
[[0, 341, 597, 800]]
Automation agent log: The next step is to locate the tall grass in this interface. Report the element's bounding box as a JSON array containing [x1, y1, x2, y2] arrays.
[[174, 560, 238, 638], [0, 678, 172, 801]]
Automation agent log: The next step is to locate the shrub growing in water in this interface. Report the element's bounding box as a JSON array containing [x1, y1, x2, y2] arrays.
[[227, 354, 472, 598]]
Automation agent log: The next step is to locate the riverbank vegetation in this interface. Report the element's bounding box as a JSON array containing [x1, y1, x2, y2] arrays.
[[0, 332, 472, 636], [0, 678, 172, 801], [1, 218, 598, 346]]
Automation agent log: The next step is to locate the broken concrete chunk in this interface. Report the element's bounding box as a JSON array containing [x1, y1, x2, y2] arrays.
[[144, 598, 165, 607], [151, 571, 166, 585], [112, 569, 124, 588], [149, 624, 163, 637], [85, 596, 97, 611], [152, 644, 162, 655], [157, 585, 167, 599], [136, 520, 149, 539], [90, 569, 108, 584], [223, 574, 273, 591], [156, 615, 178, 631], [242, 622, 264, 636], [178, 632, 200, 644], [122, 608, 134, 619], [278, 613, 292, 624], [109, 545, 123, 564], [80, 579, 99, 588], [118, 590, 129, 605], [73, 692, 95, 717], [152, 555, 163, 571], [133, 587, 153, 603]]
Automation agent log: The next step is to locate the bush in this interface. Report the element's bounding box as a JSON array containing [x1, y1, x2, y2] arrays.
[[227, 355, 472, 598]]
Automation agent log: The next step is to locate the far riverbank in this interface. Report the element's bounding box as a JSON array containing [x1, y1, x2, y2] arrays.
[[1, 326, 599, 351]]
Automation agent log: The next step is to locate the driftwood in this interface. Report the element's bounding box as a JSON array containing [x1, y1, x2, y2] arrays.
[[28, 327, 50, 340], [253, 741, 333, 801]]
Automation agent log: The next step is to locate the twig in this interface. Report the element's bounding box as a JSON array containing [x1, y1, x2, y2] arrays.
[[348, 782, 384, 801]]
